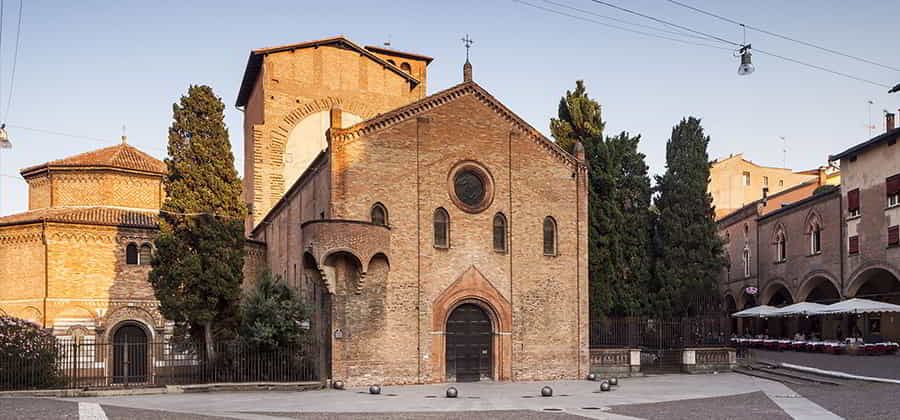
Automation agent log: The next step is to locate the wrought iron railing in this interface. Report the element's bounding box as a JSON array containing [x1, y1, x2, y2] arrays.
[[590, 316, 732, 349], [1, 339, 320, 391]]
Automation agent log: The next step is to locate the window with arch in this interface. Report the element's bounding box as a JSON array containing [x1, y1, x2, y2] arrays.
[[433, 208, 449, 248], [400, 62, 412, 73], [126, 243, 139, 265], [809, 221, 822, 254], [139, 244, 153, 265], [493, 213, 507, 253], [543, 216, 558, 256], [774, 230, 786, 262], [742, 246, 751, 278], [371, 203, 388, 226]]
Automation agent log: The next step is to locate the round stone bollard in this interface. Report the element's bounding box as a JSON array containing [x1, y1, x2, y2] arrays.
[[369, 385, 381, 395], [332, 380, 345, 390], [609, 377, 618, 386], [600, 381, 611, 392], [446, 386, 459, 398], [541, 386, 553, 397], [586, 373, 598, 381]]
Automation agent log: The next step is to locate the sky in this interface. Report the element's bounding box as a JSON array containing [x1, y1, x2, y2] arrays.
[[0, 0, 898, 216]]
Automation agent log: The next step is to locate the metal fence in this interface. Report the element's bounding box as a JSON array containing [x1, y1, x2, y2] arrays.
[[590, 316, 732, 349], [1, 339, 320, 391]]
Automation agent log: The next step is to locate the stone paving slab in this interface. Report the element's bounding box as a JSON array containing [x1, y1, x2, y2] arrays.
[[248, 410, 590, 419], [753, 349, 900, 380], [608, 391, 791, 420], [789, 382, 900, 420]]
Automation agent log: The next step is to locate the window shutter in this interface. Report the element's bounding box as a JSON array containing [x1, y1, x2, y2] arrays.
[[887, 175, 900, 196], [849, 235, 860, 254], [889, 226, 900, 246], [848, 189, 860, 212]]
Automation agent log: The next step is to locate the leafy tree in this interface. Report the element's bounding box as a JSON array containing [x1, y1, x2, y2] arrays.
[[591, 132, 653, 318], [150, 85, 246, 359], [652, 117, 725, 317], [239, 272, 310, 350], [550, 80, 605, 154], [0, 316, 60, 389], [551, 81, 652, 320]]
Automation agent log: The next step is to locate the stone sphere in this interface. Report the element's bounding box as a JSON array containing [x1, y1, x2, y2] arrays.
[[446, 387, 459, 398], [541, 386, 553, 397], [332, 380, 345, 390], [586, 373, 597, 381], [369, 385, 381, 395], [609, 377, 618, 386], [600, 381, 611, 392]]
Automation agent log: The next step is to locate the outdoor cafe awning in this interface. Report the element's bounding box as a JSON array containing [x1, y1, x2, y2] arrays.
[[769, 302, 829, 317], [731, 305, 777, 318], [812, 298, 900, 315]]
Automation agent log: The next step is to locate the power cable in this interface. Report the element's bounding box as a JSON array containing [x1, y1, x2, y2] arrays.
[[580, 0, 892, 88], [515, 0, 731, 51], [663, 0, 900, 73], [4, 0, 22, 121], [542, 0, 713, 42], [7, 124, 166, 152]]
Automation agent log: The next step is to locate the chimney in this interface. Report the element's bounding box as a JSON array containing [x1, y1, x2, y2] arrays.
[[817, 166, 828, 186], [887, 112, 896, 132], [761, 187, 769, 206]]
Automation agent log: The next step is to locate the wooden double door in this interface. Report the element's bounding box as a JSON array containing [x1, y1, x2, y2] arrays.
[[445, 303, 493, 382]]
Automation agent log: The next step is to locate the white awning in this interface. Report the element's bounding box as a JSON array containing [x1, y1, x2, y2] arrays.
[[814, 298, 900, 315], [731, 305, 778, 318], [769, 302, 829, 317]]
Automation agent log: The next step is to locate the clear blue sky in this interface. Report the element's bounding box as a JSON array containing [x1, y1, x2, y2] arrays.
[[1, 0, 898, 215]]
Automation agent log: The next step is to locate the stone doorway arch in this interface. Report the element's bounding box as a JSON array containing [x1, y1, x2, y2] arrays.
[[111, 321, 149, 384], [445, 302, 493, 382]]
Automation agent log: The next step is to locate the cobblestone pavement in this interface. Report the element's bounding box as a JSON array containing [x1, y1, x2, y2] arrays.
[[0, 397, 229, 420], [752, 349, 900, 380], [251, 410, 589, 419], [787, 382, 900, 420]]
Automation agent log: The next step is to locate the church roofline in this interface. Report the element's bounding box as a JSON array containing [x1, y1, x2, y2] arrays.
[[19, 143, 166, 179], [363, 45, 434, 63], [235, 36, 422, 107], [0, 206, 159, 229], [250, 150, 329, 237], [332, 80, 583, 169]]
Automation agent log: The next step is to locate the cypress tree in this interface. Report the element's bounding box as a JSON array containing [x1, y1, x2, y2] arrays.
[[150, 85, 246, 358], [652, 117, 725, 317], [550, 80, 605, 154], [550, 81, 652, 320]]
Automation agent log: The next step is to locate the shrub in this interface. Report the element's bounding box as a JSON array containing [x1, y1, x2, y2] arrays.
[[239, 271, 311, 351], [0, 316, 61, 389]]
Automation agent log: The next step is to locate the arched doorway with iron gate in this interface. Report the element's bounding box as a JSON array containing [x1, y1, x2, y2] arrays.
[[111, 322, 149, 384], [445, 303, 493, 382]]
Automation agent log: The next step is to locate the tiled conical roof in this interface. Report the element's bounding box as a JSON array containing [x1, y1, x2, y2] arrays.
[[20, 142, 166, 177]]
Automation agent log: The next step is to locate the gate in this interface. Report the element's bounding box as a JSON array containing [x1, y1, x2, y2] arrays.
[[112, 325, 148, 384]]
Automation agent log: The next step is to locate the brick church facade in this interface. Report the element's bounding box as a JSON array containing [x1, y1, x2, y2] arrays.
[[238, 37, 589, 385]]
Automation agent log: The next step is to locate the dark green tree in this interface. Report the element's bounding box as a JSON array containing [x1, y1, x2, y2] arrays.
[[239, 271, 310, 351], [652, 117, 725, 317], [590, 132, 653, 318], [551, 81, 652, 320], [550, 80, 605, 154], [150, 85, 245, 359]]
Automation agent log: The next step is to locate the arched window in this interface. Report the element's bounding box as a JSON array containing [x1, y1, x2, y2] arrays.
[[433, 208, 449, 248], [543, 216, 557, 256], [493, 213, 507, 253], [400, 62, 412, 73], [126, 243, 139, 265], [775, 230, 786, 262], [809, 222, 822, 254], [139, 244, 153, 265], [371, 203, 388, 226], [742, 246, 751, 278]]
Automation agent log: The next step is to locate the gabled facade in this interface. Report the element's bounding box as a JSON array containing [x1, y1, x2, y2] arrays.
[[241, 38, 589, 386]]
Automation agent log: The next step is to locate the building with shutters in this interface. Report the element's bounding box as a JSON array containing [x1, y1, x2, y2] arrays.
[[718, 111, 900, 341]]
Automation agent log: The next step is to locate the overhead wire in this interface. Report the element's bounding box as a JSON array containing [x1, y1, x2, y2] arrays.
[[576, 0, 893, 88], [514, 0, 732, 51], [541, 0, 713, 42], [4, 0, 22, 121], [663, 0, 900, 73]]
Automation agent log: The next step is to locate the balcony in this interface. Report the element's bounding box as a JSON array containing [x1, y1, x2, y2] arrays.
[[300, 219, 391, 293]]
